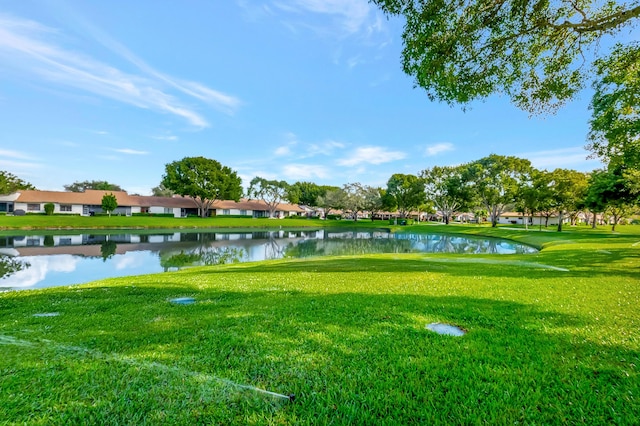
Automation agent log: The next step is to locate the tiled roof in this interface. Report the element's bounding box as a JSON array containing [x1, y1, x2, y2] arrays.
[[16, 190, 139, 206], [132, 195, 195, 208], [14, 190, 305, 212]]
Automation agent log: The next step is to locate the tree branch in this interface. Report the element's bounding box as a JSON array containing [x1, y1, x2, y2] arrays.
[[551, 5, 640, 34]]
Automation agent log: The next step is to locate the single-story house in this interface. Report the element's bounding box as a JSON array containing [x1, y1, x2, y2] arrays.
[[212, 199, 305, 218], [3, 190, 306, 219], [497, 212, 571, 226], [0, 193, 19, 213]]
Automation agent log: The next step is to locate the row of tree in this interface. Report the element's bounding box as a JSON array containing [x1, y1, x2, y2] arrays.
[[155, 155, 639, 231], [2, 153, 637, 230]]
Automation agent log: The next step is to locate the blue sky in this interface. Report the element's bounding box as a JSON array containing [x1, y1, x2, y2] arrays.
[[0, 0, 621, 195]]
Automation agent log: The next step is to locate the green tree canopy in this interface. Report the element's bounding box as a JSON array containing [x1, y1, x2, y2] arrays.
[[0, 171, 35, 195], [341, 183, 367, 221], [64, 180, 124, 192], [248, 177, 290, 218], [101, 193, 118, 217], [317, 188, 347, 218], [386, 173, 425, 218], [151, 183, 174, 197], [287, 181, 328, 206], [372, 0, 640, 114], [546, 168, 589, 231], [421, 165, 472, 224], [516, 169, 552, 228], [586, 165, 639, 230], [161, 157, 242, 218], [587, 42, 640, 170], [464, 154, 533, 227], [362, 186, 386, 222]]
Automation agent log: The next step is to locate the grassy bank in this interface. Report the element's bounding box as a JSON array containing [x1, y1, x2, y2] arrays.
[[0, 214, 333, 230], [1, 226, 639, 424]]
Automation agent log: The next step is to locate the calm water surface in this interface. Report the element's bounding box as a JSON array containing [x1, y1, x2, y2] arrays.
[[0, 229, 537, 291]]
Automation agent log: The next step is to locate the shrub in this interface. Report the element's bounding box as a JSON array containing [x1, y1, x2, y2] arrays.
[[326, 214, 342, 220], [43, 235, 55, 247], [214, 215, 253, 219], [44, 203, 55, 215]]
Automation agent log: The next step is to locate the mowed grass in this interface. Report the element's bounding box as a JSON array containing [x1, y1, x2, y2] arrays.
[[1, 225, 639, 424], [0, 214, 336, 231]]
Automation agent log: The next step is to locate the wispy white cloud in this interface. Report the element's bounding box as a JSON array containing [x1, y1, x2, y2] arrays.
[[337, 146, 406, 166], [305, 140, 345, 157], [0, 159, 42, 170], [59, 141, 80, 147], [97, 155, 120, 161], [0, 14, 242, 128], [275, 145, 293, 156], [273, 0, 381, 36], [285, 0, 372, 34], [518, 147, 603, 171], [276, 133, 345, 159], [0, 150, 41, 174], [282, 163, 330, 180], [347, 55, 363, 69], [113, 148, 149, 155], [0, 149, 35, 160], [151, 135, 178, 141], [236, 0, 276, 21], [425, 142, 454, 156]]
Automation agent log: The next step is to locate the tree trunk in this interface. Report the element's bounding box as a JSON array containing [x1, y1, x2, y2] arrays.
[[557, 211, 564, 232]]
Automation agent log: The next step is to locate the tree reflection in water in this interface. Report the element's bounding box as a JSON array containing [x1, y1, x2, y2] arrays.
[[160, 247, 247, 271], [0, 229, 536, 289], [0, 255, 30, 280], [285, 233, 535, 257]]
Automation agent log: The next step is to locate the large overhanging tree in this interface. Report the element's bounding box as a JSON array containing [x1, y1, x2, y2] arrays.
[[587, 42, 640, 169], [162, 157, 242, 218], [371, 0, 640, 114]]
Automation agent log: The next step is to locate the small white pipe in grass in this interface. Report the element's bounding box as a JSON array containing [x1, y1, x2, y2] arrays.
[[0, 334, 294, 402]]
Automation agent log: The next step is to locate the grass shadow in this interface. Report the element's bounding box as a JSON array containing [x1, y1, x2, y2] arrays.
[[2, 281, 638, 424]]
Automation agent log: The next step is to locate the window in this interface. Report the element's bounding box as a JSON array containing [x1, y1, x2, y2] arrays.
[[240, 210, 247, 216], [60, 205, 72, 212], [27, 204, 40, 211], [223, 209, 230, 215], [59, 238, 72, 245], [27, 238, 40, 246]]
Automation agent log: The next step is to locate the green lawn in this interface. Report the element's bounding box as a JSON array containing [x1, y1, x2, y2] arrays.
[[1, 225, 639, 424], [0, 214, 330, 230]]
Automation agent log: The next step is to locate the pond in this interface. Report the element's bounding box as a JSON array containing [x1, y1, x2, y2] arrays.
[[0, 229, 537, 291]]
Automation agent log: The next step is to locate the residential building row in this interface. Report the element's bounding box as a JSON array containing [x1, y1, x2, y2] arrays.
[[0, 190, 306, 218], [0, 189, 604, 225]]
